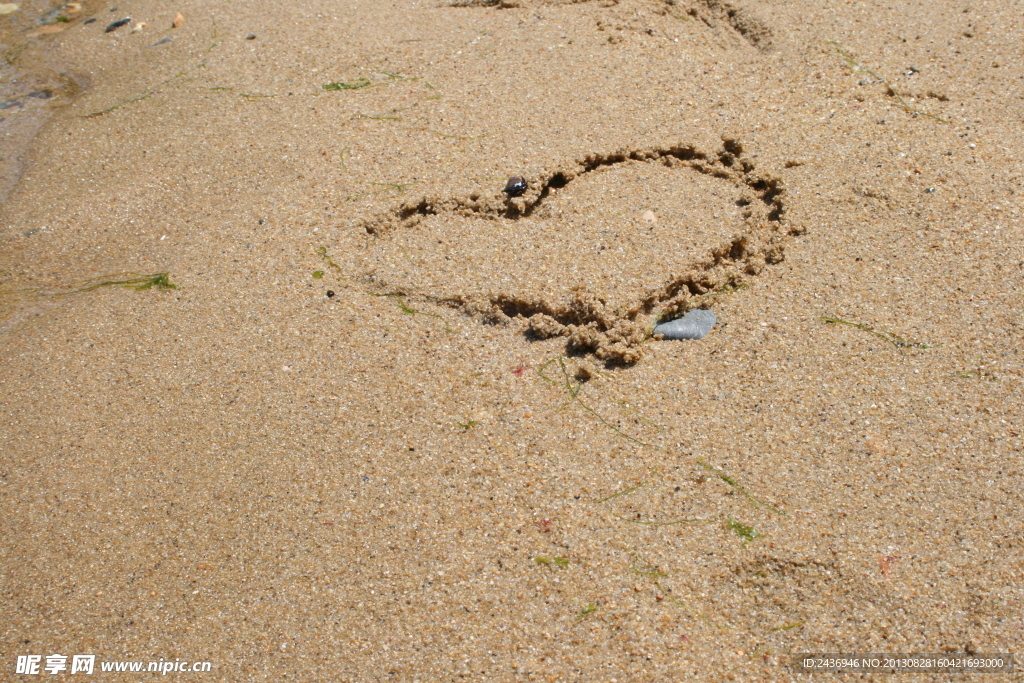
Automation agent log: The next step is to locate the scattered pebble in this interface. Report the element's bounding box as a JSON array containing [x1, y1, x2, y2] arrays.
[[653, 309, 717, 340], [245, 33, 257, 40], [105, 17, 131, 32], [326, 291, 335, 298], [131, 21, 147, 33], [503, 176, 527, 197], [642, 209, 656, 225], [83, 17, 95, 24], [0, 3, 19, 15], [172, 12, 184, 28], [150, 36, 173, 47]]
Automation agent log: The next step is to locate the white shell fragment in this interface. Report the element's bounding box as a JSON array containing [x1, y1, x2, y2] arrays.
[[653, 309, 717, 340]]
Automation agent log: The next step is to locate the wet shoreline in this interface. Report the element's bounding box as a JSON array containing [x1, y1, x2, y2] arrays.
[[0, 0, 97, 204]]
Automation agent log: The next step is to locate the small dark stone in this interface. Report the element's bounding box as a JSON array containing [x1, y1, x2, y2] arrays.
[[84, 18, 96, 25], [245, 33, 257, 40], [105, 17, 131, 33], [326, 290, 335, 298], [28, 90, 52, 100], [503, 176, 527, 197]]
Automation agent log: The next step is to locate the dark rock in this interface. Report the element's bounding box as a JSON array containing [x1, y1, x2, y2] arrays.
[[105, 17, 131, 33]]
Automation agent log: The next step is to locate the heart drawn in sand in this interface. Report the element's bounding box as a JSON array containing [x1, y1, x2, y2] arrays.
[[356, 139, 802, 364]]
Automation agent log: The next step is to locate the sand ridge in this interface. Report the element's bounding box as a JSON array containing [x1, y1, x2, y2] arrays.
[[359, 139, 796, 364]]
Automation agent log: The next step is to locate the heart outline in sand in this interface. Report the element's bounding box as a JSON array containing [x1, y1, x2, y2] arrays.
[[357, 138, 803, 364]]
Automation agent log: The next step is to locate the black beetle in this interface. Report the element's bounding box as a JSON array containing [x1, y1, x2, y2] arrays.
[[503, 176, 527, 198]]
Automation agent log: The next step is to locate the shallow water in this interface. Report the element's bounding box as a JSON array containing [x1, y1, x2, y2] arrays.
[[0, 0, 85, 204]]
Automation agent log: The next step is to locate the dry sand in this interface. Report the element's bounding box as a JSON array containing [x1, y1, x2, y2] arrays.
[[1, 0, 1023, 680]]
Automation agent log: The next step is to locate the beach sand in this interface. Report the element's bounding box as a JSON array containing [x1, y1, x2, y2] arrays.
[[1, 0, 1022, 679]]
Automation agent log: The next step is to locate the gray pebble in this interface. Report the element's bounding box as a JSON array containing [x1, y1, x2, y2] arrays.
[[653, 309, 716, 340]]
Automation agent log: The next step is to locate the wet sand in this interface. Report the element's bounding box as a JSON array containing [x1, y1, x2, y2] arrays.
[[1, 0, 1022, 680]]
